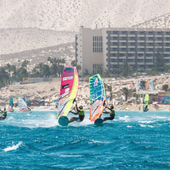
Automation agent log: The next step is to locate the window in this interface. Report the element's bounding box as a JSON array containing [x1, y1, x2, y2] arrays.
[[146, 54, 153, 57], [110, 42, 118, 46], [155, 37, 163, 41], [111, 31, 118, 34], [110, 37, 118, 40], [137, 48, 145, 52], [165, 37, 170, 41], [155, 43, 163, 46], [146, 59, 153, 62], [120, 48, 126, 51], [119, 37, 127, 40], [138, 37, 145, 40], [128, 42, 135, 46], [138, 54, 144, 57], [128, 53, 135, 57], [111, 59, 117, 62], [129, 31, 136, 35], [137, 42, 144, 46], [137, 59, 144, 62], [147, 31, 154, 35], [155, 31, 162, 35], [119, 42, 127, 46], [129, 37, 135, 40], [93, 36, 103, 53], [164, 32, 170, 35], [129, 48, 135, 52], [119, 53, 126, 57], [139, 31, 145, 35], [120, 31, 127, 34], [128, 59, 135, 62], [110, 48, 118, 51]]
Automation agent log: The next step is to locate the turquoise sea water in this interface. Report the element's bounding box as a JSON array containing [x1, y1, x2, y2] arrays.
[[0, 110, 170, 170]]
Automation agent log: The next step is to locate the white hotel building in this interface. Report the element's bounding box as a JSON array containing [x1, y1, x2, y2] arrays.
[[75, 26, 170, 74]]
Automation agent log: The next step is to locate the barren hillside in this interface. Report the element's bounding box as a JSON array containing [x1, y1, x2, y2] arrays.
[[1, 0, 170, 32]]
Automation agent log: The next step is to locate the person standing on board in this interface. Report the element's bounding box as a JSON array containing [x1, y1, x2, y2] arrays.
[[69, 103, 85, 123], [0, 108, 7, 120], [103, 105, 115, 122]]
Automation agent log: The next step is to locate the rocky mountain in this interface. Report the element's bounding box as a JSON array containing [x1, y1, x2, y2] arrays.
[[0, 42, 75, 71], [1, 0, 170, 32], [133, 12, 170, 29], [0, 28, 75, 55], [1, 0, 170, 64]]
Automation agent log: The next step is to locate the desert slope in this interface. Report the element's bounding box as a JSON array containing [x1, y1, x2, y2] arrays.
[[1, 0, 170, 31]]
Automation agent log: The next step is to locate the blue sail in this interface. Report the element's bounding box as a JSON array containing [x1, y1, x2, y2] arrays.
[[9, 98, 14, 106], [89, 74, 105, 104]]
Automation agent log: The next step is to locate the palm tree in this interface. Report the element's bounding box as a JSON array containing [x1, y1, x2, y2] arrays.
[[71, 60, 76, 67], [121, 87, 132, 101], [105, 83, 113, 101], [42, 65, 51, 77], [162, 84, 168, 92]]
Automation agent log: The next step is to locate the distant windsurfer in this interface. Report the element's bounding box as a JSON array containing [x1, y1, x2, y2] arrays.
[[69, 104, 85, 123], [27, 106, 31, 112], [103, 105, 115, 122], [0, 108, 7, 120], [143, 105, 149, 112]]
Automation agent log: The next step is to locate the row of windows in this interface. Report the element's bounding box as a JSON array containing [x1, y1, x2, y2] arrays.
[[93, 48, 103, 52], [109, 53, 170, 58], [109, 53, 155, 57], [93, 42, 102, 47], [110, 65, 154, 69], [111, 59, 151, 62], [93, 36, 102, 41], [109, 31, 170, 35], [110, 42, 170, 46], [110, 48, 170, 52], [109, 37, 170, 41]]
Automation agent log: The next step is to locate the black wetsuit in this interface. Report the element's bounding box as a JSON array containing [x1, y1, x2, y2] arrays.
[[0, 111, 7, 120], [103, 109, 115, 121], [77, 109, 85, 122]]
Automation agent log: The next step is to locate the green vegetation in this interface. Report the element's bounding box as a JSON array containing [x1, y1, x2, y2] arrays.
[[121, 87, 132, 101], [0, 58, 67, 88], [162, 84, 169, 92], [71, 60, 81, 74]]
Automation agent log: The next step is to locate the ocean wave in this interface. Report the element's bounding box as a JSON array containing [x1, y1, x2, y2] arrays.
[[3, 141, 23, 152]]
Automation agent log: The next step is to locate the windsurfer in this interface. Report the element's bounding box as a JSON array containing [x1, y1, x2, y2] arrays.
[[144, 105, 149, 112], [103, 105, 115, 122], [69, 104, 85, 123], [27, 106, 31, 112], [0, 108, 7, 120]]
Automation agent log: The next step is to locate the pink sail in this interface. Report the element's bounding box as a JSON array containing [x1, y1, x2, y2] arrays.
[[57, 67, 79, 118], [60, 67, 75, 99]]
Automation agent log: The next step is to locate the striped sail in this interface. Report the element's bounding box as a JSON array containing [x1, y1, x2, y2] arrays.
[[57, 67, 79, 119], [89, 74, 105, 121], [18, 97, 28, 112]]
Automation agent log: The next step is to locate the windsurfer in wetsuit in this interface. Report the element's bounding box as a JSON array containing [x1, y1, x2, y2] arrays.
[[103, 105, 115, 122], [0, 108, 7, 120], [143, 105, 149, 112], [69, 104, 85, 123]]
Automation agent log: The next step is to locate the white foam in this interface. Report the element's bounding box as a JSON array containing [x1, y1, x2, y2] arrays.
[[67, 116, 93, 127], [140, 124, 146, 127], [4, 141, 22, 152], [139, 121, 154, 124], [118, 115, 130, 122], [6, 113, 58, 128], [89, 139, 111, 144]]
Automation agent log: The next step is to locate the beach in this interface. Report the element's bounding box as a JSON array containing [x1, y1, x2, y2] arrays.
[[0, 74, 170, 111]]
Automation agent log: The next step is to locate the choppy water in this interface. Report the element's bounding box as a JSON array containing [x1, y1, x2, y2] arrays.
[[1, 110, 170, 170]]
